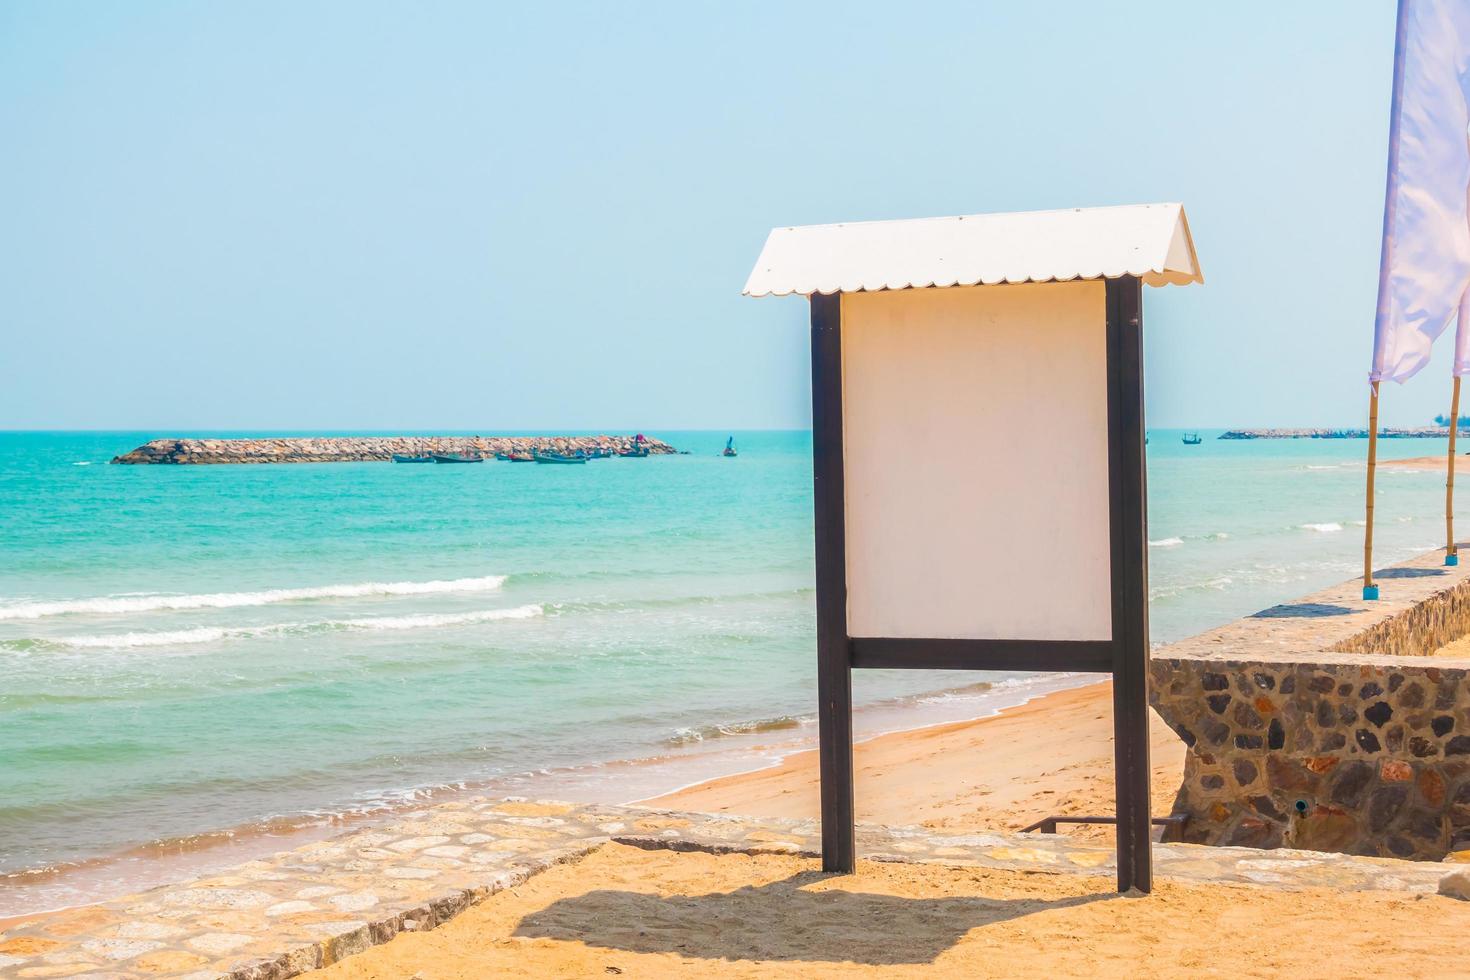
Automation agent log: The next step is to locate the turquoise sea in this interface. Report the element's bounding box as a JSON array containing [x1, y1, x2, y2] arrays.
[[0, 429, 1458, 913]]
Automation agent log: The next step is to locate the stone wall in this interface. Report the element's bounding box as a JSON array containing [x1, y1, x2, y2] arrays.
[[1152, 655, 1470, 858], [1329, 572, 1470, 658], [110, 435, 676, 464], [1151, 549, 1470, 860]]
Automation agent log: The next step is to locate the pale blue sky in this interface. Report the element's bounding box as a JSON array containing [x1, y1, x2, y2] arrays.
[[0, 1, 1439, 430]]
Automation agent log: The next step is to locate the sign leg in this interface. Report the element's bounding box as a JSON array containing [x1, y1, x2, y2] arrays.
[[810, 292, 855, 873], [817, 651, 855, 873], [1106, 276, 1153, 893], [1112, 649, 1152, 892]]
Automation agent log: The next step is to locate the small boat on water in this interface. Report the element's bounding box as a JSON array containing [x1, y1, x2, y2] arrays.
[[506, 452, 534, 462], [1182, 433, 1203, 446], [619, 433, 651, 457], [392, 454, 434, 463], [722, 436, 737, 457], [432, 453, 484, 463], [532, 451, 586, 464]]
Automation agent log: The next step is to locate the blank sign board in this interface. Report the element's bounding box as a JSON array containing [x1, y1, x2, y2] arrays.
[[840, 281, 1113, 642], [742, 202, 1199, 889]]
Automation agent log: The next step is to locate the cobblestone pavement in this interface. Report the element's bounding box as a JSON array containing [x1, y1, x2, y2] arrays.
[[0, 798, 1456, 979]]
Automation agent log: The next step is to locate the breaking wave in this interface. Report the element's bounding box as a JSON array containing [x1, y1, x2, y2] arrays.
[[57, 627, 239, 649], [1299, 522, 1343, 533], [666, 715, 807, 745], [1149, 575, 1235, 602], [0, 576, 509, 621], [5, 605, 544, 652], [335, 606, 543, 631]]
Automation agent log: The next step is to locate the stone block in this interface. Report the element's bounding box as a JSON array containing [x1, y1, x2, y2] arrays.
[[1439, 869, 1470, 900]]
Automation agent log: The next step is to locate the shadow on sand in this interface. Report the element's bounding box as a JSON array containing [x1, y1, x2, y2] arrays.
[[512, 870, 1114, 965], [1374, 567, 1447, 579], [1251, 602, 1358, 618]]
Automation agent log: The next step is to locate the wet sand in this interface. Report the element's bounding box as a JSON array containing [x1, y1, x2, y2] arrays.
[[646, 681, 1185, 843]]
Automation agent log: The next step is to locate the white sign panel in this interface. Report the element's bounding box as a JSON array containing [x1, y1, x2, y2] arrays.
[[841, 281, 1114, 642]]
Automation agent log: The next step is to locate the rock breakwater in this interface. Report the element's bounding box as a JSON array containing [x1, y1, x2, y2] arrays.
[[111, 435, 676, 464], [1219, 427, 1461, 440]]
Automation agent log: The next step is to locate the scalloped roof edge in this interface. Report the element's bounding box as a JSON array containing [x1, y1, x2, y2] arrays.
[[742, 203, 1202, 297]]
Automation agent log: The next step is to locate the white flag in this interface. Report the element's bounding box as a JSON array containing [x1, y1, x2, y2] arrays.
[[1371, 0, 1470, 385]]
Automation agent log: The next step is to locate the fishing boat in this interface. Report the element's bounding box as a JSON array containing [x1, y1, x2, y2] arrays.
[[431, 453, 483, 463], [619, 433, 651, 457], [722, 436, 737, 457], [392, 454, 434, 463], [1182, 433, 1203, 446], [532, 451, 586, 464], [506, 452, 534, 462]]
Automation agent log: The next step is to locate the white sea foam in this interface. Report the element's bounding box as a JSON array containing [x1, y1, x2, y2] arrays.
[[71, 461, 91, 466], [1206, 532, 1229, 540], [41, 604, 544, 650], [335, 605, 543, 631], [59, 627, 244, 649], [0, 576, 509, 621], [1299, 522, 1343, 533], [1148, 537, 1184, 547], [1148, 573, 1236, 602]]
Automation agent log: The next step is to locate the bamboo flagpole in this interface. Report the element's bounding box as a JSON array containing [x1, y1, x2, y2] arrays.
[[1365, 381, 1382, 599], [1364, 0, 1409, 601], [1449, 375, 1462, 565]]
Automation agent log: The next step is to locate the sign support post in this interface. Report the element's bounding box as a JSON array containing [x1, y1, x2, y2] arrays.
[[1106, 275, 1152, 894], [811, 291, 855, 873]]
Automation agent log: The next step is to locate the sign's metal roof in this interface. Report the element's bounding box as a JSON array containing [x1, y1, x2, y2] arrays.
[[743, 203, 1202, 297]]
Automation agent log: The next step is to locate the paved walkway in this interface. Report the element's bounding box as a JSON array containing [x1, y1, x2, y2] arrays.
[[0, 798, 1456, 979]]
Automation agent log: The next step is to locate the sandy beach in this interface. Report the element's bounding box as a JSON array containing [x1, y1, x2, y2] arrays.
[[1382, 454, 1466, 468], [299, 677, 1469, 978], [647, 681, 1185, 843], [311, 842, 1470, 979]]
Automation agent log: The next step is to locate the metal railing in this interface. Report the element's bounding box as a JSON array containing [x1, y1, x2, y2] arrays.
[[1020, 813, 1189, 835]]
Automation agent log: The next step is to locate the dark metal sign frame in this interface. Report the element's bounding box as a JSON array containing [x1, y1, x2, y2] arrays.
[[808, 275, 1153, 893]]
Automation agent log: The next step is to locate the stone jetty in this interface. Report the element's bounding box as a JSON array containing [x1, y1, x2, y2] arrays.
[[110, 436, 676, 465], [1219, 427, 1460, 440]]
